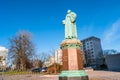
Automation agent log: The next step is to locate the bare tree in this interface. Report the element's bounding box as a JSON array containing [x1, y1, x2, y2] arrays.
[[40, 52, 50, 63], [32, 54, 44, 68], [9, 30, 34, 71]]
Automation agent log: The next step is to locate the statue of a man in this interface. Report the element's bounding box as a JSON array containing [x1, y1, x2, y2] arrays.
[[62, 10, 77, 39]]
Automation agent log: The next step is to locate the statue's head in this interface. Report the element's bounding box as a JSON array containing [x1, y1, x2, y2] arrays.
[[67, 10, 71, 14]]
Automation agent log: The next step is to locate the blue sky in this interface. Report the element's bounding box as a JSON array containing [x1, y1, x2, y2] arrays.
[[0, 0, 120, 53]]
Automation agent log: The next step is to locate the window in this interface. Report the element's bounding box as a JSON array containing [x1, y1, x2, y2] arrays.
[[90, 42, 92, 44], [91, 51, 94, 54], [87, 46, 89, 48], [83, 45, 86, 47], [84, 48, 86, 50], [90, 45, 93, 47], [87, 43, 89, 45], [92, 55, 94, 57]]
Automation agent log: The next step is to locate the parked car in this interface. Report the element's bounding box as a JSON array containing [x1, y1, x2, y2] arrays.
[[31, 68, 42, 72], [0, 69, 6, 72], [31, 67, 48, 72], [0, 70, 3, 72], [41, 67, 48, 72]]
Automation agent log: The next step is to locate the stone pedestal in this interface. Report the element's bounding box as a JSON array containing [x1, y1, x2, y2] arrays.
[[62, 48, 83, 70], [59, 70, 88, 80], [59, 39, 89, 80]]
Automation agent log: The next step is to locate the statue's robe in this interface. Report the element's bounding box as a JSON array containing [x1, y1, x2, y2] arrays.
[[63, 12, 77, 39]]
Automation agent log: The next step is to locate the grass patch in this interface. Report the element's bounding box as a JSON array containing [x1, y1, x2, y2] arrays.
[[0, 71, 42, 75]]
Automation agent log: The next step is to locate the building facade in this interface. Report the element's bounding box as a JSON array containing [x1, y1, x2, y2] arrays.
[[0, 46, 8, 69], [81, 36, 103, 67], [105, 54, 120, 71], [44, 49, 62, 67], [55, 49, 62, 65], [44, 56, 55, 67]]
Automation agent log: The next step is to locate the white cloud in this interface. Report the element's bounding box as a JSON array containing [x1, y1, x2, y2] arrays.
[[0, 46, 8, 58], [104, 19, 120, 43]]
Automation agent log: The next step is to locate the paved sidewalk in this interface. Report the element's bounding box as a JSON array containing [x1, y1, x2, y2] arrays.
[[87, 71, 120, 80], [0, 71, 120, 80], [0, 74, 59, 80]]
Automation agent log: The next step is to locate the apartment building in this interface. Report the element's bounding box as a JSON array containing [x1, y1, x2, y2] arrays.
[[81, 36, 103, 67]]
